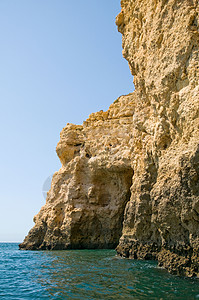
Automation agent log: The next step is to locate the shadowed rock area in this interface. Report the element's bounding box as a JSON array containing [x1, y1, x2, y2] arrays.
[[20, 0, 199, 277]]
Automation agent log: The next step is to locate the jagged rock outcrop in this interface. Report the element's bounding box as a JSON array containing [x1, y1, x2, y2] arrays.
[[20, 0, 199, 277]]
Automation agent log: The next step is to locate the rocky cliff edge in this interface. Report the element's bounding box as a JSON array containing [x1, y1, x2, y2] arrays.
[[20, 0, 199, 277]]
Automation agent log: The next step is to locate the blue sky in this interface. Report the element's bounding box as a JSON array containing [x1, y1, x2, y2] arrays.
[[0, 1, 134, 242]]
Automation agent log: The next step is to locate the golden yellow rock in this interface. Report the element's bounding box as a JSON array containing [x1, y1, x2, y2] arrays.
[[20, 0, 199, 277]]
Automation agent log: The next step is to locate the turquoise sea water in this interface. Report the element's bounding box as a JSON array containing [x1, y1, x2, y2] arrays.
[[0, 243, 199, 299]]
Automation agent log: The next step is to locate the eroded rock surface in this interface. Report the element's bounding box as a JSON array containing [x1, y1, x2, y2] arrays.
[[20, 0, 199, 277]]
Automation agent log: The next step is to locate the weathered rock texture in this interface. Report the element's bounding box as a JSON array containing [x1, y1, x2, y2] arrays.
[[20, 0, 199, 277]]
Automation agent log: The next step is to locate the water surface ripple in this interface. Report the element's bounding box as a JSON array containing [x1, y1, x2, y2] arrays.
[[0, 243, 199, 299]]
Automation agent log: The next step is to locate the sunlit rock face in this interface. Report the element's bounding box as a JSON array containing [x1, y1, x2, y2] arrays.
[[20, 0, 199, 277], [115, 0, 199, 277], [19, 102, 135, 251]]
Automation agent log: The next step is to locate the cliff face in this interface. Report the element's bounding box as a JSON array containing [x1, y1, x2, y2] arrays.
[[20, 0, 199, 277]]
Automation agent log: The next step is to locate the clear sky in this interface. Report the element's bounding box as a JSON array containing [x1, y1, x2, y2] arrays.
[[0, 0, 134, 242]]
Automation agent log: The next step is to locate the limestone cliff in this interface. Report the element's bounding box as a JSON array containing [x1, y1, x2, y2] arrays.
[[20, 0, 199, 277]]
